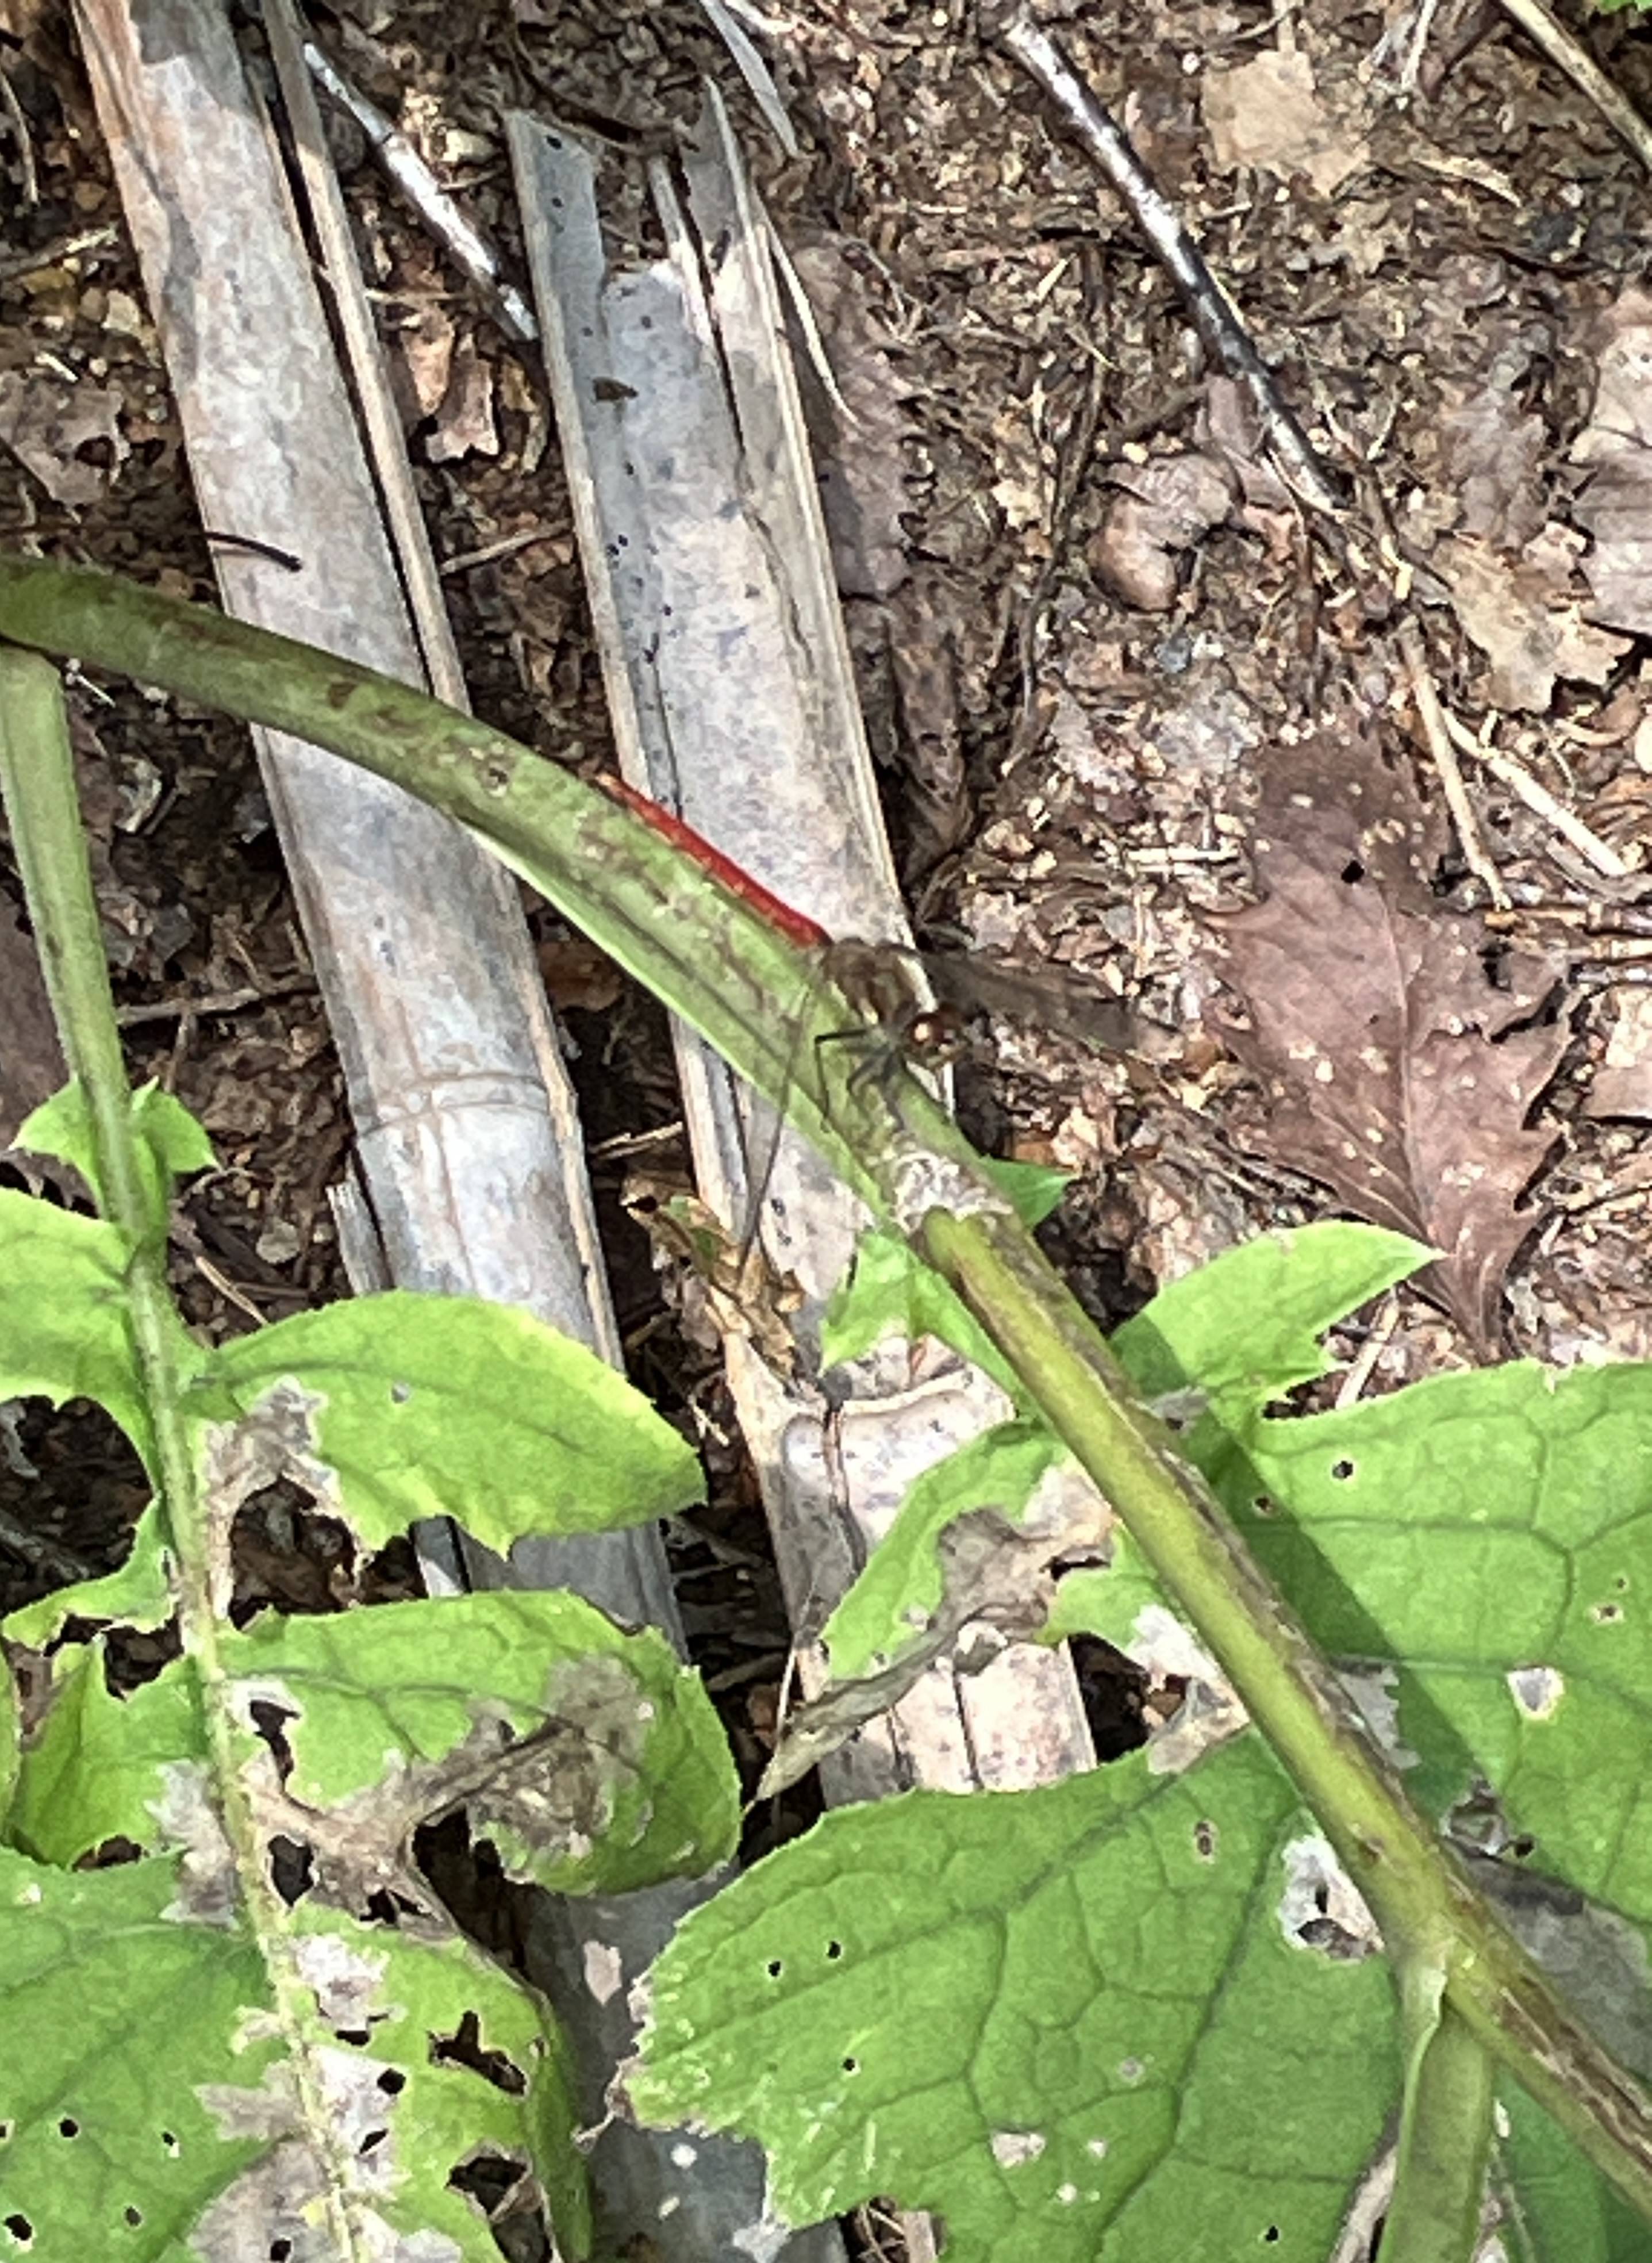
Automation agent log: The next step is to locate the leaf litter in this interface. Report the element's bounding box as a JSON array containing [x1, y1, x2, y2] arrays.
[[1213, 726, 1569, 1353]]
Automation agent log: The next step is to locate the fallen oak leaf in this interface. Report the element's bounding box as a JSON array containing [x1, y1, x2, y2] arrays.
[[1212, 730, 1568, 1352]]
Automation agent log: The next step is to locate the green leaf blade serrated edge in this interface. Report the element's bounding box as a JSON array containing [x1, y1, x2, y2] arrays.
[[190, 1290, 704, 1551], [6, 1642, 203, 1869], [632, 1739, 1399, 2259], [823, 1229, 1023, 1401], [0, 1843, 586, 2263], [17, 1081, 214, 1246], [3, 1501, 172, 1648], [1228, 1360, 1652, 1934], [10, 1594, 740, 1894], [1111, 1220, 1432, 1409], [823, 1420, 1070, 1681], [0, 1187, 149, 1456], [228, 1593, 740, 1894]]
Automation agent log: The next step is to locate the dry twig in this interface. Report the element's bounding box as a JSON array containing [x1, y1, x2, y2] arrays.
[[1397, 618, 1509, 908], [1442, 712, 1638, 884], [1000, 16, 1342, 517]]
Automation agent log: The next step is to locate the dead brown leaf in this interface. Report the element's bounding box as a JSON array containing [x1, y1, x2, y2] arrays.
[[1200, 48, 1369, 197], [1570, 286, 1652, 638], [1090, 451, 1235, 612], [1215, 730, 1568, 1352], [1440, 527, 1632, 711], [0, 369, 128, 504], [425, 335, 498, 463], [1436, 358, 1548, 553]]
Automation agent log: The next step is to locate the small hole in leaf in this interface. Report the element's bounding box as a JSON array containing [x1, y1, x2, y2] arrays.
[[377, 2069, 406, 2096], [432, 2011, 526, 2095], [359, 2128, 387, 2157], [766, 1959, 783, 1979], [5, 2213, 33, 2246], [825, 1940, 843, 1960], [1251, 1495, 1275, 1517], [0, 2122, 11, 2143], [160, 2132, 179, 2156], [335, 2028, 371, 2048], [1340, 859, 1365, 884], [1330, 1459, 1355, 1482], [842, 2057, 859, 2074], [123, 2207, 142, 2229], [270, 2243, 292, 2261], [1262, 2230, 1281, 2246], [267, 1835, 313, 1905], [57, 2118, 79, 2139]]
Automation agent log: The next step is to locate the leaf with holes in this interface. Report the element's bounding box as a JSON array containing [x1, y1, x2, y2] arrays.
[[631, 1737, 1400, 2260], [1211, 730, 1568, 1352], [0, 1843, 585, 2263], [2, 1501, 172, 1648], [11, 1593, 739, 1897], [1054, 1225, 1652, 2240], [185, 1289, 704, 1553]]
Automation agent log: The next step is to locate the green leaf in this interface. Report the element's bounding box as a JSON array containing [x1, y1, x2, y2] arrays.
[[285, 1901, 589, 2261], [632, 1737, 1399, 2258], [227, 1593, 740, 1895], [1217, 1360, 1652, 1925], [187, 1290, 704, 1552], [2, 1501, 172, 1647], [979, 1156, 1070, 1226], [6, 1641, 202, 1868], [0, 1846, 277, 2255], [1112, 1221, 1431, 1410], [0, 1187, 148, 1453], [0, 1844, 583, 2261], [1497, 2084, 1652, 2262], [823, 1229, 1021, 1400], [12, 1594, 739, 1894], [17, 1080, 213, 1240], [823, 1420, 1071, 1679]]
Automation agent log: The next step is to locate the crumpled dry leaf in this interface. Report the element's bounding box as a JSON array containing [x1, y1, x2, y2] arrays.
[[397, 302, 456, 419], [1435, 348, 1549, 553], [1090, 450, 1235, 611], [1197, 378, 1298, 559], [1440, 526, 1633, 711], [790, 238, 915, 600], [1570, 286, 1652, 637], [1215, 730, 1568, 1352], [0, 370, 129, 505], [424, 335, 498, 463], [1584, 988, 1652, 1122], [1201, 48, 1369, 197]]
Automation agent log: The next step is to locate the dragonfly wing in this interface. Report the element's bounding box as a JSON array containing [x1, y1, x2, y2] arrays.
[[921, 949, 1141, 1054]]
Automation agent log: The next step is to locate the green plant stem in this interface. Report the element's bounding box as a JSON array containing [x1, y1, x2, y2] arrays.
[[3, 559, 1651, 2231], [0, 647, 369, 2261], [921, 1203, 1652, 2226], [0, 557, 969, 1211], [1382, 1984, 1497, 2263]]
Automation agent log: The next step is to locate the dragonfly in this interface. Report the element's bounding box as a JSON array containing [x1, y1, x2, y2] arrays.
[[598, 773, 1170, 1272], [599, 773, 1165, 1083]]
